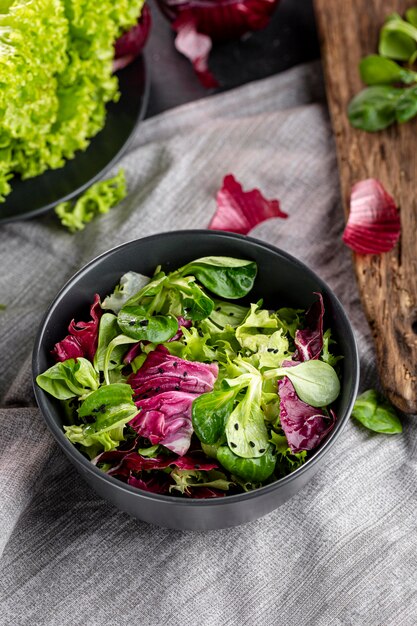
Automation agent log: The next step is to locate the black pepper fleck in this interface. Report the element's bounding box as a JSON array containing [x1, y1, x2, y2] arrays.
[[234, 423, 239, 430], [183, 371, 188, 377], [230, 442, 237, 449], [259, 448, 265, 453], [158, 367, 164, 374], [139, 320, 149, 327], [175, 385, 180, 390], [249, 441, 255, 448]]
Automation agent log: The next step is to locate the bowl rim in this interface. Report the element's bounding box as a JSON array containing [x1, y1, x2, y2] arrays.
[[32, 230, 360, 507]]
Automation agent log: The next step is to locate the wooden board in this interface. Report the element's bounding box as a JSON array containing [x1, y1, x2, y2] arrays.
[[314, 0, 417, 414]]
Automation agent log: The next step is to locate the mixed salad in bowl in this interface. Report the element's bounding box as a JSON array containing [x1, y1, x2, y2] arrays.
[[36, 256, 342, 498]]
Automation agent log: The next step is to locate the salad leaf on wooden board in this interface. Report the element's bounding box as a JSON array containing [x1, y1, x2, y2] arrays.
[[352, 389, 402, 434], [348, 6, 417, 132], [0, 1, 144, 203]]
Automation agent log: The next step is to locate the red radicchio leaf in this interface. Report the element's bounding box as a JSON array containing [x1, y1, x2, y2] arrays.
[[209, 174, 287, 235], [129, 391, 200, 455], [342, 178, 401, 255], [278, 377, 336, 453], [173, 15, 219, 88], [127, 475, 171, 494], [52, 294, 102, 363], [127, 346, 218, 455], [294, 293, 324, 362], [128, 344, 218, 399], [113, 4, 152, 72], [100, 450, 218, 477]]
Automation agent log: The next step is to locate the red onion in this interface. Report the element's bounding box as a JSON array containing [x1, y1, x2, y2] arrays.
[[342, 178, 401, 255], [156, 0, 280, 86], [113, 4, 152, 72]]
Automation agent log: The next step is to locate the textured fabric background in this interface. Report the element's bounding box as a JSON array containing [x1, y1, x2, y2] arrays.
[[0, 62, 415, 626]]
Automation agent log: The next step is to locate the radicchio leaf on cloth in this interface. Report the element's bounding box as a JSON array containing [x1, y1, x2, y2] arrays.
[[113, 4, 152, 72], [128, 344, 218, 398], [294, 293, 324, 361], [209, 174, 288, 235], [278, 377, 336, 453], [52, 294, 102, 363], [342, 178, 401, 254]]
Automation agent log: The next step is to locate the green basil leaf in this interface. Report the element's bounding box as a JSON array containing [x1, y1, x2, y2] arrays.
[[266, 360, 341, 408], [348, 86, 404, 132], [192, 388, 237, 445], [379, 15, 417, 61], [118, 305, 178, 342], [217, 444, 276, 482], [36, 357, 99, 400], [179, 256, 257, 299], [359, 55, 417, 85], [352, 389, 402, 434], [396, 86, 417, 122], [406, 7, 417, 28]]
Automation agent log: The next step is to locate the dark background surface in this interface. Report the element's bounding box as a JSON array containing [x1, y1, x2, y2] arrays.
[[144, 0, 320, 116]]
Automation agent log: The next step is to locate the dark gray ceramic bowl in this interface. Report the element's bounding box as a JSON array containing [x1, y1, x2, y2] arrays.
[[33, 231, 359, 530]]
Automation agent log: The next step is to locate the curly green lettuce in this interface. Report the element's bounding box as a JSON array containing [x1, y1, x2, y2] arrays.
[[55, 169, 127, 232], [0, 0, 144, 202]]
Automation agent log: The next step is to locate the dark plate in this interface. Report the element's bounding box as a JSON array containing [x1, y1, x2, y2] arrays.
[[0, 55, 149, 224]]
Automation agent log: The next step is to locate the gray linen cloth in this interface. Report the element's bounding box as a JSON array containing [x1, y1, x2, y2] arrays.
[[0, 62, 415, 626]]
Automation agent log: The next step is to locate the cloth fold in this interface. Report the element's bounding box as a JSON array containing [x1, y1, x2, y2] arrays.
[[0, 61, 415, 625]]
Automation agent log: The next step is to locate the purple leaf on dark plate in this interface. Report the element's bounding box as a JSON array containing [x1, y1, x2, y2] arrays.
[[128, 344, 218, 399], [278, 377, 336, 453], [52, 294, 102, 363], [294, 292, 324, 362]]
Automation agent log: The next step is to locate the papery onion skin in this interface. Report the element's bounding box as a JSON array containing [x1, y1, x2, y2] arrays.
[[342, 178, 401, 255], [114, 4, 152, 71]]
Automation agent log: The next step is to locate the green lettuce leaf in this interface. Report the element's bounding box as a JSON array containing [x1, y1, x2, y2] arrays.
[[36, 357, 99, 400], [55, 169, 127, 232], [0, 2, 143, 202], [64, 382, 138, 456]]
